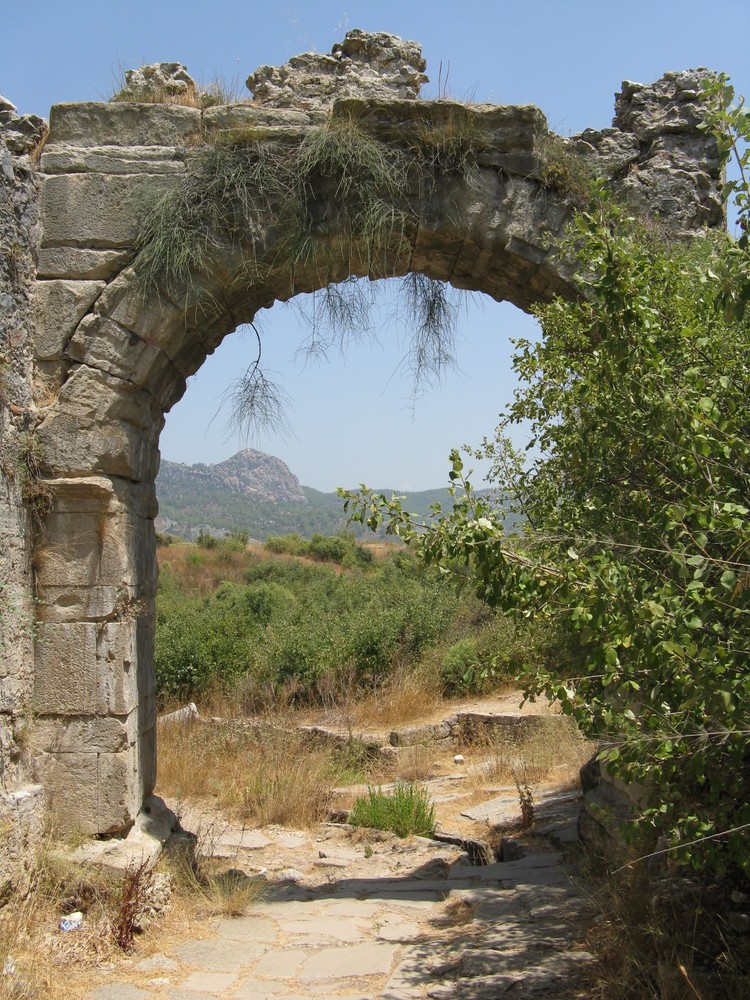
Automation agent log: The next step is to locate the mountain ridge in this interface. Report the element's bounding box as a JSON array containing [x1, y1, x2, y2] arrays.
[[155, 448, 494, 542]]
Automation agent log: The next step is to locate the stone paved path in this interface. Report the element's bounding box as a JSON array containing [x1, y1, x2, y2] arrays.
[[87, 817, 595, 1000]]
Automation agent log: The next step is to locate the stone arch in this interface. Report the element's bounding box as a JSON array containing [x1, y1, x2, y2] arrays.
[[25, 67, 722, 833]]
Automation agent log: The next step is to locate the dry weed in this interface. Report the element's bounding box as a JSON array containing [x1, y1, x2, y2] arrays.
[[0, 841, 139, 1000], [157, 717, 339, 828], [465, 716, 590, 791], [391, 742, 439, 783], [348, 667, 442, 729], [164, 837, 264, 919], [433, 896, 476, 928]]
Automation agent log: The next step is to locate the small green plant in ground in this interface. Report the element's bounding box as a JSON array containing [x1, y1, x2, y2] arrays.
[[349, 782, 436, 838]]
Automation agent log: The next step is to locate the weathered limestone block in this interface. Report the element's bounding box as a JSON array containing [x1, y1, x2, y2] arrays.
[[40, 144, 188, 176], [47, 102, 201, 147], [32, 475, 156, 593], [30, 709, 139, 755], [69, 794, 178, 871], [93, 272, 194, 357], [34, 278, 104, 359], [36, 366, 162, 481], [0, 786, 44, 897], [202, 103, 326, 140], [33, 621, 140, 715], [35, 584, 145, 625], [66, 312, 185, 407], [41, 171, 175, 249], [37, 246, 132, 281], [247, 29, 428, 108], [331, 98, 548, 151], [35, 744, 142, 834]]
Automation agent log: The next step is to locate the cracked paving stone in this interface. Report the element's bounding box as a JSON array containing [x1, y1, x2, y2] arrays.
[[179, 970, 239, 993], [298, 941, 399, 980], [172, 937, 266, 971]]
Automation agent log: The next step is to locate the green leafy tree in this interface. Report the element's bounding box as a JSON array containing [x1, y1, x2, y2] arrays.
[[341, 86, 750, 875]]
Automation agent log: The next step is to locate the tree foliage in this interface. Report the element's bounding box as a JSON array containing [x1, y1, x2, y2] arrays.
[[341, 83, 750, 875]]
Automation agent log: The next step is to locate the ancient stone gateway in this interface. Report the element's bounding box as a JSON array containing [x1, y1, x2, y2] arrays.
[[0, 35, 723, 854]]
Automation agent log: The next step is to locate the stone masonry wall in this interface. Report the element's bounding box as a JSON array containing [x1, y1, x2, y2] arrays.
[[0, 96, 47, 896]]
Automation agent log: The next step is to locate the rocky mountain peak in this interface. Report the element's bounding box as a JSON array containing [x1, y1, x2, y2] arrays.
[[157, 449, 308, 505]]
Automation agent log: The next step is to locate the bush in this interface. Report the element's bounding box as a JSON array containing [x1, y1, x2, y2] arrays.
[[155, 542, 466, 705], [264, 533, 304, 556], [440, 637, 486, 694], [349, 782, 436, 838], [196, 529, 218, 549]]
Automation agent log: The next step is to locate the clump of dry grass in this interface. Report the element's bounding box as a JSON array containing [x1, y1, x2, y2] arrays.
[[110, 73, 246, 109], [164, 836, 264, 919], [0, 842, 155, 1000], [465, 716, 590, 791], [575, 844, 750, 1000], [347, 665, 443, 729], [391, 741, 439, 783], [157, 717, 347, 828]]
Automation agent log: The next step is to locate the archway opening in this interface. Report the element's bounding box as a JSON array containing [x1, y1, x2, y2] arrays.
[[158, 280, 541, 493]]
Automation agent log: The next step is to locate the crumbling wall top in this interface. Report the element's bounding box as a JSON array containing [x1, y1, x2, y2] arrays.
[[246, 29, 428, 108]]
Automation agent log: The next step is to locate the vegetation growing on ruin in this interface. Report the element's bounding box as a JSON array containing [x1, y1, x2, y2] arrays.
[[133, 104, 585, 431]]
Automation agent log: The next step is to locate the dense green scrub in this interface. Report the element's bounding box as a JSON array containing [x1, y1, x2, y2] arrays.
[[154, 542, 563, 707]]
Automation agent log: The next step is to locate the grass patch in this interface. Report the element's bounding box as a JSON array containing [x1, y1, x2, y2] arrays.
[[156, 717, 364, 828], [465, 715, 590, 789], [349, 782, 436, 838]]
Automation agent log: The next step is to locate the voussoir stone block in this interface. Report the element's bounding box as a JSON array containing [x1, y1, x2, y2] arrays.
[[41, 172, 176, 249], [67, 312, 183, 400], [47, 102, 201, 147], [36, 365, 162, 481], [34, 278, 104, 360]]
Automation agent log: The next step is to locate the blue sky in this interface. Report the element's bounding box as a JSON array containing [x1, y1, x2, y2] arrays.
[[4, 1, 749, 490]]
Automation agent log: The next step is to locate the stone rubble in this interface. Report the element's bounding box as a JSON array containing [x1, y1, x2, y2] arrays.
[[574, 68, 723, 233], [113, 63, 198, 104], [247, 29, 429, 108]]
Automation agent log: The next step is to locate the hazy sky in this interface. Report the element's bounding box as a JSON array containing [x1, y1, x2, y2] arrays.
[[4, 1, 749, 490]]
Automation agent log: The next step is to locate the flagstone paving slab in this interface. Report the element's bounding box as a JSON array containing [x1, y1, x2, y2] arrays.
[[179, 970, 239, 993], [172, 937, 266, 971], [298, 941, 399, 980]]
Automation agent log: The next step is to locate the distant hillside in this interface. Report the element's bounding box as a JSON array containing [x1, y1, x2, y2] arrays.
[[155, 449, 518, 541]]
